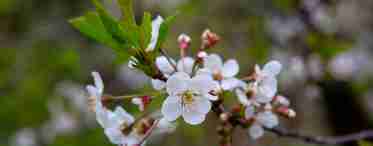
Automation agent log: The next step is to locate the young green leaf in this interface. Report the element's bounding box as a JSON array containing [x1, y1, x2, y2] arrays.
[[69, 12, 121, 50], [117, 0, 136, 27], [140, 12, 152, 49], [92, 0, 139, 49], [69, 12, 129, 61]]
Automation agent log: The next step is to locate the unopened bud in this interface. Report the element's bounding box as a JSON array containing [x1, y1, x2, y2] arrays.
[[220, 113, 230, 122], [197, 51, 208, 59], [141, 96, 152, 105], [276, 106, 296, 118], [264, 103, 272, 110], [178, 33, 191, 49], [288, 109, 296, 118], [273, 95, 290, 106], [201, 29, 220, 49], [231, 104, 242, 113], [132, 96, 152, 111]]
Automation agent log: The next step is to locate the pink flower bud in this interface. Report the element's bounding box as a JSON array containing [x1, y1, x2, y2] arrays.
[[197, 51, 208, 59], [178, 33, 191, 49], [141, 96, 152, 105], [201, 29, 220, 49], [276, 106, 296, 118], [219, 113, 230, 122]]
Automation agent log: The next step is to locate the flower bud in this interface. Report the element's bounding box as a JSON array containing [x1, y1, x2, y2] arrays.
[[219, 113, 230, 122], [273, 95, 290, 106], [178, 33, 191, 49], [197, 51, 208, 59], [288, 109, 296, 118], [132, 96, 152, 111], [264, 103, 272, 110], [201, 29, 220, 49], [276, 106, 296, 118], [231, 104, 242, 113]]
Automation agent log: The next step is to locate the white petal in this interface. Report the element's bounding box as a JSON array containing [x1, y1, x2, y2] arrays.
[[192, 97, 212, 114], [156, 117, 177, 133], [256, 76, 277, 103], [204, 54, 223, 73], [177, 57, 195, 75], [97, 108, 115, 128], [86, 85, 100, 100], [236, 89, 251, 106], [221, 78, 240, 90], [222, 59, 239, 77], [190, 74, 218, 94], [204, 93, 218, 101], [104, 127, 125, 144], [255, 93, 274, 104], [92, 72, 104, 94], [262, 60, 282, 76], [249, 123, 264, 139], [156, 56, 175, 75], [245, 105, 255, 119], [196, 68, 213, 76], [113, 106, 135, 125], [182, 110, 206, 125], [257, 111, 279, 128], [236, 80, 248, 89], [151, 79, 166, 90], [132, 98, 142, 105], [161, 96, 182, 121], [166, 72, 190, 95], [146, 16, 164, 52]]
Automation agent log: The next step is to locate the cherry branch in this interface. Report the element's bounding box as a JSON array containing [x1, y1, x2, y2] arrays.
[[211, 100, 373, 145], [266, 127, 373, 145]]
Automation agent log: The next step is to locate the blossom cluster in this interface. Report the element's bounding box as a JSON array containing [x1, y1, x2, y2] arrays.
[[85, 16, 296, 146]]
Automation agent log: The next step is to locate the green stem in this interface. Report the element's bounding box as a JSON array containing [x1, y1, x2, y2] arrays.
[[109, 92, 161, 100]]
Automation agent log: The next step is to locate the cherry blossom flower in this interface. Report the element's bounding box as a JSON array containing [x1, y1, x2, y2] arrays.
[[198, 53, 240, 91], [161, 72, 218, 125], [86, 72, 139, 145], [146, 16, 164, 52], [151, 56, 196, 90], [245, 104, 279, 139], [236, 60, 282, 105]]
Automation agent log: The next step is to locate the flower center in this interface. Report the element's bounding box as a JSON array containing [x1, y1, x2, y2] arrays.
[[213, 71, 223, 81], [182, 91, 196, 104]]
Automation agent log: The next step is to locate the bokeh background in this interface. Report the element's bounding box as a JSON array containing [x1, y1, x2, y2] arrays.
[[1, 0, 373, 146]]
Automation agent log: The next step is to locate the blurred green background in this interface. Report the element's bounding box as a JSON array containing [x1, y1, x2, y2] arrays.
[[1, 0, 373, 146]]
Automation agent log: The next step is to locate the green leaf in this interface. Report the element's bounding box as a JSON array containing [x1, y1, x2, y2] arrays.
[[117, 0, 136, 26], [140, 12, 152, 49], [155, 13, 178, 50], [92, 0, 138, 49], [69, 12, 121, 50], [69, 11, 129, 61]]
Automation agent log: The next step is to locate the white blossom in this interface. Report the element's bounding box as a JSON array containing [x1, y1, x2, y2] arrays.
[[146, 16, 164, 52], [198, 53, 240, 91], [151, 56, 196, 90], [86, 72, 139, 145], [236, 61, 282, 105], [161, 72, 218, 125], [249, 123, 264, 139], [247, 110, 279, 139]]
